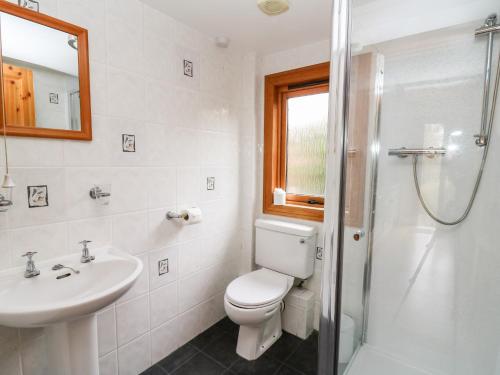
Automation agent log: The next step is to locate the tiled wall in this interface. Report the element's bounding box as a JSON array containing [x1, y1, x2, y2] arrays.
[[0, 1, 255, 374]]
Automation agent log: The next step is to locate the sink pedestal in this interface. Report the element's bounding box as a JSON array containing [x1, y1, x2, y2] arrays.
[[45, 314, 99, 375]]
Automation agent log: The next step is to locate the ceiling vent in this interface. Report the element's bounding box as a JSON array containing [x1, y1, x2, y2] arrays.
[[257, 0, 289, 16]]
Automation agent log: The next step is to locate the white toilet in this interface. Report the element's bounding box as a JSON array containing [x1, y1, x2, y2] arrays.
[[224, 219, 316, 360]]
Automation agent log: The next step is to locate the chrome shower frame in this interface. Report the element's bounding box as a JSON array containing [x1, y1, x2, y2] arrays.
[[318, 0, 351, 373]]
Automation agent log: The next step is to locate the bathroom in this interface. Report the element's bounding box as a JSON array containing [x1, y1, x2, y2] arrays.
[[0, 0, 499, 374]]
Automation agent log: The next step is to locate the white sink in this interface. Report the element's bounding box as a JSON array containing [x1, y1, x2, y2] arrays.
[[0, 246, 143, 375], [0, 246, 142, 327]]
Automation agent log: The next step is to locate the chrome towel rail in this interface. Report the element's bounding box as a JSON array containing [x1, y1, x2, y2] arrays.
[[388, 147, 447, 158]]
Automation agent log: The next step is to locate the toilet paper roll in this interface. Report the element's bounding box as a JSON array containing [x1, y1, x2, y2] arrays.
[[181, 207, 202, 225]]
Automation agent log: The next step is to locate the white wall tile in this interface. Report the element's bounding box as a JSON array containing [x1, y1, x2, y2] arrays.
[[99, 350, 118, 375], [116, 294, 150, 346], [144, 123, 178, 166], [146, 168, 177, 209], [173, 127, 201, 167], [106, 67, 145, 120], [177, 306, 203, 348], [63, 116, 111, 167], [151, 318, 179, 364], [198, 292, 226, 330], [174, 44, 200, 91], [8, 168, 67, 227], [148, 245, 179, 290], [178, 239, 201, 277], [173, 88, 200, 130], [112, 212, 148, 255], [4, 138, 63, 168], [176, 167, 201, 206], [0, 231, 12, 271], [106, 13, 143, 74], [147, 209, 179, 250], [9, 223, 67, 266], [108, 117, 147, 167], [67, 216, 112, 253], [89, 62, 107, 115], [145, 80, 175, 125], [20, 334, 49, 375], [117, 333, 151, 375], [0, 326, 21, 375], [109, 168, 148, 214], [150, 281, 178, 329]]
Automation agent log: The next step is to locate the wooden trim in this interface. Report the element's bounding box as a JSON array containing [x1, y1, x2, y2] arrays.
[[0, 1, 92, 140], [344, 53, 374, 227], [263, 62, 330, 222]]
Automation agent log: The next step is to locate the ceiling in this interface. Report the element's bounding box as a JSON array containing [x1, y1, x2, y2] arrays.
[[140, 0, 333, 55], [141, 0, 499, 55]]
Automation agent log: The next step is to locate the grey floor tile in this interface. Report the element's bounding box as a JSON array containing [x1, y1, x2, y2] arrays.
[[172, 352, 226, 375], [201, 332, 240, 368], [158, 343, 199, 373], [229, 355, 282, 375]]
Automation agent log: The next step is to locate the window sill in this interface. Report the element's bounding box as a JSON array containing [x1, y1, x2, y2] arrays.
[[263, 203, 324, 222]]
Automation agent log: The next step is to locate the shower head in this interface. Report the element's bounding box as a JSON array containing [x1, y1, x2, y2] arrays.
[[67, 35, 78, 50], [484, 14, 498, 27]]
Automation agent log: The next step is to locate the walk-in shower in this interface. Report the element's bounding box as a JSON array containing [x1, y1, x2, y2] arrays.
[[320, 1, 500, 374]]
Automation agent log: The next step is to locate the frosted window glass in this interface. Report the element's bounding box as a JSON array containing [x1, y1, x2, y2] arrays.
[[286, 92, 329, 196]]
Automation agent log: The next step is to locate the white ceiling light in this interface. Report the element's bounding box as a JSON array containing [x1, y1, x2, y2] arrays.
[[257, 0, 289, 16]]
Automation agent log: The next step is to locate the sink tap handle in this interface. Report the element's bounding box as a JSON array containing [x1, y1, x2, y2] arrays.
[[22, 251, 38, 260], [79, 240, 94, 263], [22, 251, 40, 278]]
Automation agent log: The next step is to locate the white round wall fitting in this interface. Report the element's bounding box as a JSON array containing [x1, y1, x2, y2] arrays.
[[257, 0, 289, 16], [215, 36, 230, 48]]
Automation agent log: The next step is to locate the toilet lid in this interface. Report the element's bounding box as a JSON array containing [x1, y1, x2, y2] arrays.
[[226, 268, 293, 308]]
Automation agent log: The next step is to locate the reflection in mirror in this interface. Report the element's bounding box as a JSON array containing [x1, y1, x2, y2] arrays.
[[0, 12, 81, 131]]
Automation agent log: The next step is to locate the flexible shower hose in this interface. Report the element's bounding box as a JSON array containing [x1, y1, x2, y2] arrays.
[[412, 49, 500, 225]]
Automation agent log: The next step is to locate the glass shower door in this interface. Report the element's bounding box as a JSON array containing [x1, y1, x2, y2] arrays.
[[327, 1, 500, 375]]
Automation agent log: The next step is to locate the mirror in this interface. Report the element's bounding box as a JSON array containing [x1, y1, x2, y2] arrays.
[[0, 2, 91, 140]]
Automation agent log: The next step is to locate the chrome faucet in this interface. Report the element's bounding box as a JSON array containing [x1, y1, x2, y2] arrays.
[[79, 240, 95, 263], [22, 251, 40, 278]]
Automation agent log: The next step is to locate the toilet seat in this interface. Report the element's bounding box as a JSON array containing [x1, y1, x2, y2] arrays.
[[226, 268, 293, 309]]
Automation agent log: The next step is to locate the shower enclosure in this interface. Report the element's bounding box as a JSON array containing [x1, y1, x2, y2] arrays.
[[320, 0, 500, 374]]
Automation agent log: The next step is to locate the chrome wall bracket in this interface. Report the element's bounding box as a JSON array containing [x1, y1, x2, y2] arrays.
[[89, 185, 111, 205]]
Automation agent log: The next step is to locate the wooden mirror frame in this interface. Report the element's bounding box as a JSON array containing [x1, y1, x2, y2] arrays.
[[0, 1, 92, 140]]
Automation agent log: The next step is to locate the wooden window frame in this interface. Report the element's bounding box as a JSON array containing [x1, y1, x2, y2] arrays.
[[263, 62, 330, 222]]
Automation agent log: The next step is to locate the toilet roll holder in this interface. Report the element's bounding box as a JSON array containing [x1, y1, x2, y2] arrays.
[[166, 211, 188, 221]]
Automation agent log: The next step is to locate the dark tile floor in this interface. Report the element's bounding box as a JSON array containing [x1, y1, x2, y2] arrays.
[[141, 317, 318, 375]]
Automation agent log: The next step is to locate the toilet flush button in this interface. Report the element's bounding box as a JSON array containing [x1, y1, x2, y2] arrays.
[[299, 238, 306, 244]]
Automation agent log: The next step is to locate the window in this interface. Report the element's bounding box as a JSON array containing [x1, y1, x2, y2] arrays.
[[263, 62, 330, 222]]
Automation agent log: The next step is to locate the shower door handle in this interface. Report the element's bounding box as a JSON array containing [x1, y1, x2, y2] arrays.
[[353, 230, 365, 241]]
